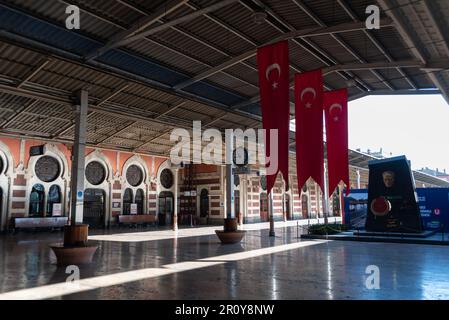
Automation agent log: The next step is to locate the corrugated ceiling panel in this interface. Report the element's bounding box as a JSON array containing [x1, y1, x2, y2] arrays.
[[179, 14, 254, 56], [308, 35, 356, 64], [337, 30, 387, 63], [370, 28, 415, 61], [303, 0, 353, 26], [211, 2, 282, 45], [207, 73, 258, 98], [268, 0, 318, 30], [152, 25, 227, 66], [127, 39, 207, 75]]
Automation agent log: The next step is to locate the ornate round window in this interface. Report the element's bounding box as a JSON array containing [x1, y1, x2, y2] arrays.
[[86, 161, 106, 185], [35, 156, 60, 182], [160, 169, 174, 189], [126, 165, 144, 187], [260, 175, 267, 191]]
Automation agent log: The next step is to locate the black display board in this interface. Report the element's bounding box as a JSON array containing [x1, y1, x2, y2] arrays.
[[29, 145, 45, 157], [365, 156, 423, 233]]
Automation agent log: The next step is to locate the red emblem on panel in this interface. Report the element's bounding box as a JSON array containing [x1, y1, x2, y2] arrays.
[[371, 196, 391, 216]]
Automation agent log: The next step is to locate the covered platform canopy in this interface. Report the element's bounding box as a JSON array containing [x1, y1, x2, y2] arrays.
[[0, 0, 448, 159]]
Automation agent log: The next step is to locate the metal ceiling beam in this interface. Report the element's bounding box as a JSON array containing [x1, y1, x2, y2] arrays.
[[292, 0, 394, 90], [377, 0, 449, 104], [323, 59, 423, 74], [112, 0, 241, 48], [348, 88, 441, 102], [1, 99, 39, 128], [173, 18, 392, 90], [0, 78, 248, 148], [154, 101, 188, 120], [0, 80, 186, 132], [180, 2, 335, 94], [421, 0, 449, 57], [246, 0, 371, 92], [55, 82, 131, 138], [133, 129, 172, 152], [185, 2, 258, 46], [16, 58, 51, 88], [0, 4, 264, 122], [0, 29, 263, 123], [66, 0, 259, 94], [94, 120, 137, 145], [85, 0, 188, 61], [96, 83, 130, 106], [0, 130, 170, 158], [337, 0, 417, 89]]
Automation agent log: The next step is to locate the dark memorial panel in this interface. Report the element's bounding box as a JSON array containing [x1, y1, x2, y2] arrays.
[[35, 156, 60, 182], [365, 156, 423, 233], [86, 161, 106, 185]]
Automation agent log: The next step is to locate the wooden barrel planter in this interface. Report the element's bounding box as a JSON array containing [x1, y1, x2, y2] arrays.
[[50, 224, 98, 266], [216, 218, 246, 244], [64, 224, 89, 246]]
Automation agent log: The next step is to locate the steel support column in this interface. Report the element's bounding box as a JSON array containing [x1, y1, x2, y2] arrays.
[[225, 131, 235, 219], [69, 90, 88, 225]]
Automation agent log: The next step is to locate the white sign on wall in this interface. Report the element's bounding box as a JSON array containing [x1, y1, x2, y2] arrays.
[[53, 203, 62, 216], [130, 203, 138, 215]]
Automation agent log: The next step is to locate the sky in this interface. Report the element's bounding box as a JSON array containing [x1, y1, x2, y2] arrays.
[[348, 94, 449, 172]]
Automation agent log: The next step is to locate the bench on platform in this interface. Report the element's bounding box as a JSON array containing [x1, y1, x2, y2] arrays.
[[118, 214, 156, 227], [13, 217, 68, 232]]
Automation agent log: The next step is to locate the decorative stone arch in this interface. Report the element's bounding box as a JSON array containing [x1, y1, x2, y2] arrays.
[[0, 141, 13, 231], [25, 143, 69, 217], [84, 150, 114, 225], [122, 155, 149, 214]]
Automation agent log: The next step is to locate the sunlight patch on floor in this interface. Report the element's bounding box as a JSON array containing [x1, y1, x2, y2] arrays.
[[0, 240, 329, 300]]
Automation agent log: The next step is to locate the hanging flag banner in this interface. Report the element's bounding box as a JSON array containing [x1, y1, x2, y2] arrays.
[[256, 40, 290, 194], [295, 69, 324, 192], [324, 88, 350, 196]]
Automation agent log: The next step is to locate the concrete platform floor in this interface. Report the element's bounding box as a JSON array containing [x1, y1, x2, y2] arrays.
[[1, 220, 449, 300]]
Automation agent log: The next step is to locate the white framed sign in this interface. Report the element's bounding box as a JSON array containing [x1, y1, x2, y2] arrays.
[[130, 203, 138, 215], [53, 203, 62, 216]]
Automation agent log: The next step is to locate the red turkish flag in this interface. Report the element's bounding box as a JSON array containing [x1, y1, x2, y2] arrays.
[[324, 88, 349, 196], [257, 40, 290, 194], [295, 69, 324, 192]]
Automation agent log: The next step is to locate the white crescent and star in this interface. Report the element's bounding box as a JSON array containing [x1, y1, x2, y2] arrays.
[[329, 103, 343, 122], [300, 87, 316, 109], [265, 63, 281, 90]]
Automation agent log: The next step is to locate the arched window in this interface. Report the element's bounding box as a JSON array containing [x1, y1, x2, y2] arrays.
[[29, 184, 45, 217], [302, 194, 309, 219], [260, 193, 268, 222], [135, 189, 144, 214], [47, 185, 61, 216], [158, 191, 174, 226], [83, 189, 106, 228], [200, 189, 209, 217], [123, 188, 133, 215], [284, 194, 291, 220], [234, 190, 240, 217]]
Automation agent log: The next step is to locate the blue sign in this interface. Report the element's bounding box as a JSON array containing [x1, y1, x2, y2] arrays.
[[344, 188, 449, 232], [77, 190, 84, 200]]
